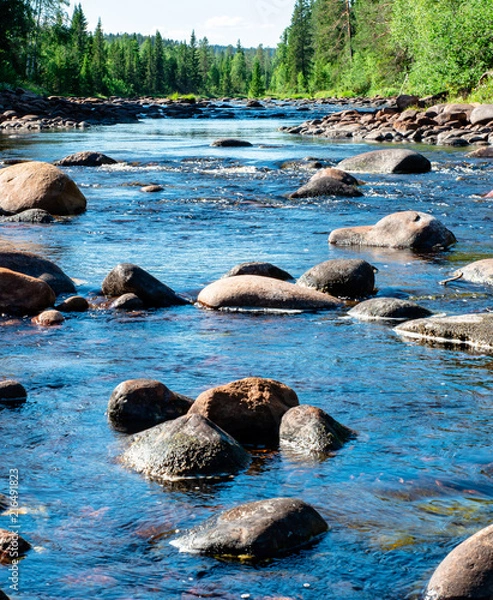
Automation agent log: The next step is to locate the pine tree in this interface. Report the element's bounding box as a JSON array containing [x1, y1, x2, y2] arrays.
[[231, 40, 248, 95], [90, 19, 108, 94], [287, 0, 314, 90], [249, 57, 265, 97]]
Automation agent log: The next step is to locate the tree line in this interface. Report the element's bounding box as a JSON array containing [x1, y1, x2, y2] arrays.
[[0, 0, 272, 97], [2, 0, 493, 99], [273, 0, 493, 98]]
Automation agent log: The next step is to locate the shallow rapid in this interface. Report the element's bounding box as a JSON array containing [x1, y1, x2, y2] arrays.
[[1, 108, 493, 600]]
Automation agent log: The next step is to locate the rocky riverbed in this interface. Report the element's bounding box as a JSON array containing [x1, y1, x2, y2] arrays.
[[281, 94, 493, 148]]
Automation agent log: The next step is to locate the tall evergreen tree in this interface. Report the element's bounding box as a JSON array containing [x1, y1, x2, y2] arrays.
[[287, 0, 313, 90]]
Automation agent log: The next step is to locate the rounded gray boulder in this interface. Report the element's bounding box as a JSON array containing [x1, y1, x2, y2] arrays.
[[170, 497, 328, 560], [108, 378, 193, 434], [121, 413, 250, 482], [349, 297, 433, 321], [222, 261, 293, 281], [280, 405, 354, 456], [337, 149, 431, 174], [289, 176, 363, 199], [102, 263, 187, 308], [297, 258, 376, 299]]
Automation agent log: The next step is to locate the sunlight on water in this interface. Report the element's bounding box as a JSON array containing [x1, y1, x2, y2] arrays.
[[1, 113, 493, 599]]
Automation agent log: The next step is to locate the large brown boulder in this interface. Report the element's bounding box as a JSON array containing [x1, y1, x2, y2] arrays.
[[189, 377, 299, 446], [54, 151, 118, 167], [170, 497, 328, 560], [0, 161, 86, 215], [121, 413, 250, 482], [297, 259, 376, 299], [280, 405, 354, 456], [0, 267, 55, 315], [0, 249, 75, 295], [197, 275, 343, 311], [452, 258, 493, 286], [289, 176, 363, 199], [329, 211, 456, 251], [395, 313, 493, 353], [337, 149, 431, 174], [108, 379, 193, 433], [423, 524, 493, 600], [102, 263, 187, 308]]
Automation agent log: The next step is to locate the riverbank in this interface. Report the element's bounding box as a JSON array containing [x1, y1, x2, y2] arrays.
[[281, 94, 493, 148], [0, 88, 388, 132]]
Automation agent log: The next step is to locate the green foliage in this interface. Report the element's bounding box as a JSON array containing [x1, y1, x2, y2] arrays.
[[3, 0, 493, 99]]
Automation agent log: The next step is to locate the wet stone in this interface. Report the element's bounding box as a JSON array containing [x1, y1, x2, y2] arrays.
[[121, 413, 250, 482], [0, 380, 27, 403], [108, 378, 193, 434], [170, 497, 328, 560], [349, 297, 433, 321]]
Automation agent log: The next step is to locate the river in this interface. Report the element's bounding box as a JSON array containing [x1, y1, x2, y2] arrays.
[[1, 106, 493, 599]]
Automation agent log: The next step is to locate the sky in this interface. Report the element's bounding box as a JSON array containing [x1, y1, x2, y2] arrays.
[[70, 0, 296, 48]]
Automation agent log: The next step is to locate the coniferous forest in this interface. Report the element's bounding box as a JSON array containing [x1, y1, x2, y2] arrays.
[[2, 0, 493, 100]]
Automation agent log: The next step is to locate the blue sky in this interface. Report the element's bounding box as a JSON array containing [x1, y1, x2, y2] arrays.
[[71, 0, 296, 47]]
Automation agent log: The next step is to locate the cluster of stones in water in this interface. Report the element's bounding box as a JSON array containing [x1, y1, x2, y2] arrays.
[[108, 376, 352, 560]]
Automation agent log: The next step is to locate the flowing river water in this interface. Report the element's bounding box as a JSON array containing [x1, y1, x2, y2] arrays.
[[1, 104, 493, 599]]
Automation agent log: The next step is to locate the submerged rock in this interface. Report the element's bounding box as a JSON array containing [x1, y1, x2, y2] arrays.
[[0, 249, 75, 295], [280, 405, 354, 455], [140, 185, 163, 193], [337, 149, 431, 174], [297, 259, 376, 299], [54, 151, 118, 167], [349, 297, 433, 321], [0, 380, 27, 403], [102, 263, 187, 308], [0, 495, 7, 512], [171, 497, 328, 560], [189, 377, 299, 447], [395, 313, 493, 352], [210, 138, 253, 147], [222, 261, 293, 281], [424, 524, 493, 600], [0, 268, 55, 315], [0, 209, 55, 223], [197, 275, 343, 311], [121, 413, 250, 482], [329, 211, 456, 251], [108, 378, 193, 434], [289, 176, 363, 199], [0, 161, 86, 215]]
